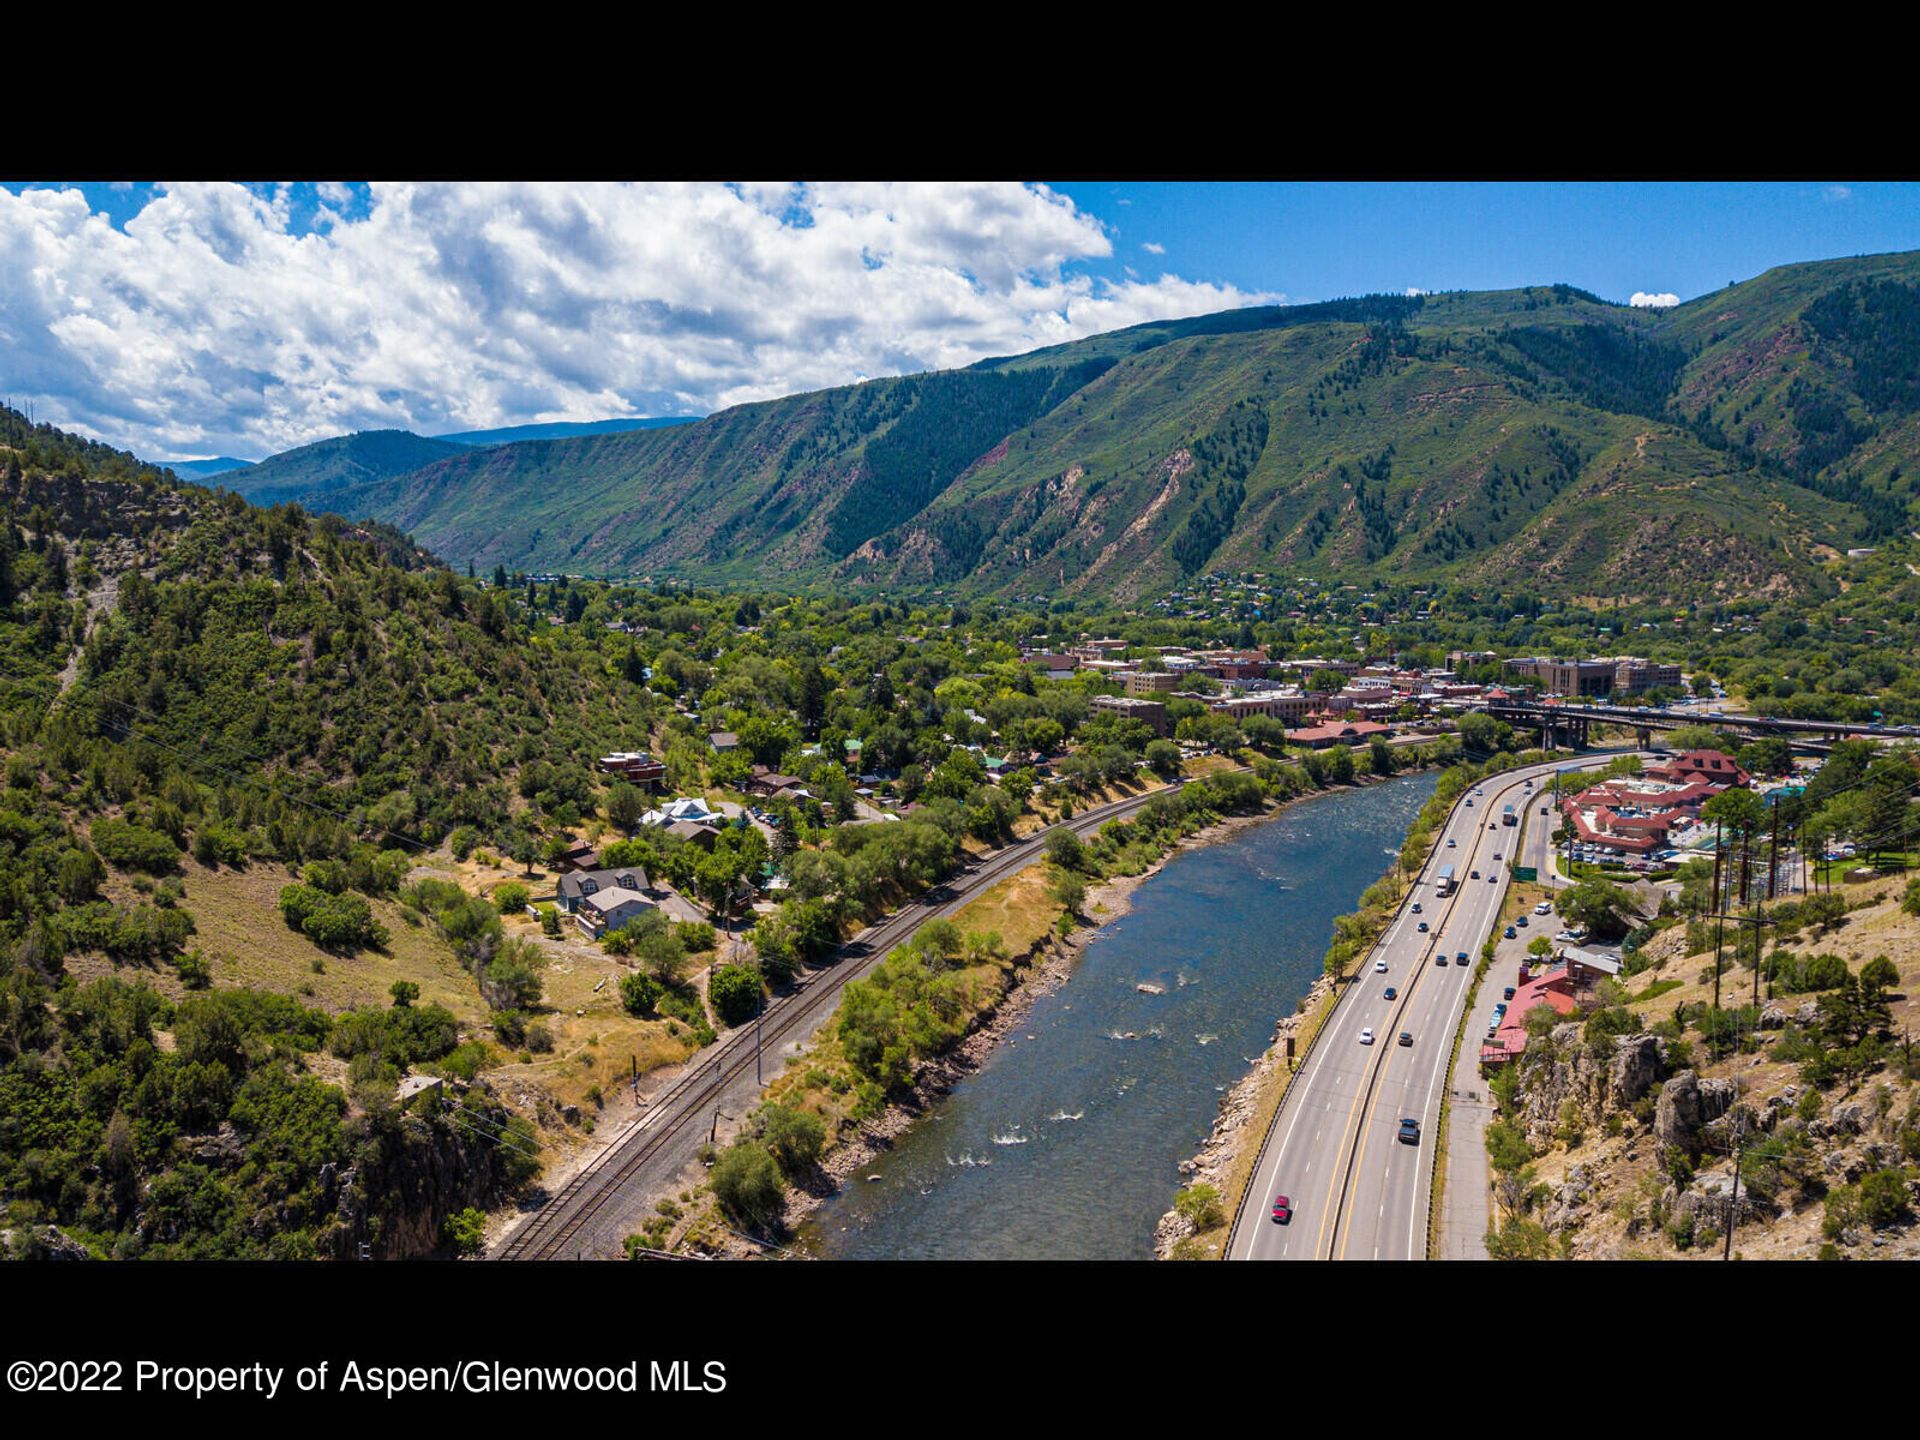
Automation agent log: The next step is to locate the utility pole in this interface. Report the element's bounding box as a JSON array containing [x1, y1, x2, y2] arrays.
[[1724, 1109, 1745, 1261], [1710, 829, 1725, 1032]]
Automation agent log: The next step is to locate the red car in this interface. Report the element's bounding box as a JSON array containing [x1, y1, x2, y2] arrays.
[[1271, 1195, 1292, 1224]]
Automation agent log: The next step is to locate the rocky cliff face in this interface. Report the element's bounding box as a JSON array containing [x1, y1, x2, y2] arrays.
[[324, 1105, 522, 1260], [1516, 1025, 1670, 1150]]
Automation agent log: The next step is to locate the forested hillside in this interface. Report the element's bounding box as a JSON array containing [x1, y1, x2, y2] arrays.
[[213, 429, 467, 511], [300, 252, 1920, 604], [0, 407, 665, 1258]]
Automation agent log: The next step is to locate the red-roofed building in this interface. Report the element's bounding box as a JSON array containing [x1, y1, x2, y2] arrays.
[[1644, 749, 1750, 788], [1479, 966, 1579, 1068], [1291, 720, 1393, 749]]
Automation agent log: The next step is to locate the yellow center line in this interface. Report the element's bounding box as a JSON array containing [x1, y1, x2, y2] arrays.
[[1331, 769, 1534, 1260]]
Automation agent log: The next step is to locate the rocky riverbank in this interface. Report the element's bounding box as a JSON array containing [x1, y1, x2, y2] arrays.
[[1152, 970, 1340, 1258]]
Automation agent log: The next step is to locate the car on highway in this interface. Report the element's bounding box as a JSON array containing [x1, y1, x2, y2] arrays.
[[1433, 951, 1447, 966], [1397, 1117, 1421, 1144], [1489, 874, 1499, 884], [1374, 959, 1389, 974], [1446, 838, 1456, 847], [1504, 926, 1517, 939], [1457, 951, 1469, 963], [1417, 920, 1429, 932], [1359, 1028, 1376, 1045], [1397, 1031, 1413, 1047], [1383, 986, 1397, 1000], [1411, 902, 1422, 913], [1470, 869, 1480, 879], [1465, 799, 1474, 807], [1493, 851, 1502, 860], [1271, 1194, 1292, 1224], [1540, 806, 1549, 815]]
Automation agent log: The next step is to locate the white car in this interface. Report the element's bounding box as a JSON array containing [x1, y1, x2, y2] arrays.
[[1358, 1028, 1376, 1045], [1375, 959, 1389, 974], [1534, 901, 1553, 915]]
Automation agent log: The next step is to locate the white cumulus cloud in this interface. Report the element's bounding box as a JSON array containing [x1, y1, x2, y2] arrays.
[[0, 181, 1281, 461], [1141, 241, 1166, 254], [1629, 291, 1681, 309]]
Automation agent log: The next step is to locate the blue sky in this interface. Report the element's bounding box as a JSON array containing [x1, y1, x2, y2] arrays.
[[1052, 181, 1920, 305], [2, 180, 1914, 461]]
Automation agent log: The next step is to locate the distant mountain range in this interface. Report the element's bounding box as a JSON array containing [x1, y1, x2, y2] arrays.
[[167, 415, 701, 509], [161, 251, 1920, 604], [160, 455, 253, 479]]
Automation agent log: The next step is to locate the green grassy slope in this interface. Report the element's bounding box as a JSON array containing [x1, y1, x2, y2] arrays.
[[310, 252, 1920, 603]]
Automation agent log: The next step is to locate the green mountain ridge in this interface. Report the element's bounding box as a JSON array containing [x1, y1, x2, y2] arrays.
[[284, 251, 1920, 602]]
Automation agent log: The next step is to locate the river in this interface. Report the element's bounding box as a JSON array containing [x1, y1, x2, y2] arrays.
[[801, 769, 1438, 1259]]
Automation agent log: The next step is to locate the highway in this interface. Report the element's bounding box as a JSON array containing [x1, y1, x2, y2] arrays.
[[1229, 753, 1625, 1261], [494, 773, 1234, 1259]]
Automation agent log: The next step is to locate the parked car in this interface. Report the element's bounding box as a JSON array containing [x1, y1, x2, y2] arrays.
[[1516, 915, 1528, 927], [1504, 926, 1517, 939], [1397, 1117, 1421, 1144], [1503, 985, 1516, 1000], [1271, 1194, 1292, 1225], [1534, 901, 1552, 915]]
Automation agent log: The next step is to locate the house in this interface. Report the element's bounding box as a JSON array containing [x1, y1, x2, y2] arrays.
[[598, 751, 667, 789], [708, 731, 739, 753], [576, 884, 656, 939], [642, 797, 719, 828], [556, 866, 651, 915], [667, 819, 721, 851], [746, 766, 807, 800], [554, 842, 601, 873]]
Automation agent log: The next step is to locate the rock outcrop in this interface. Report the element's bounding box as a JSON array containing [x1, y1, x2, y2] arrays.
[[1654, 1069, 1736, 1158]]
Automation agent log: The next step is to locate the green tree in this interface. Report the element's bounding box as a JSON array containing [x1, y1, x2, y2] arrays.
[[757, 1102, 826, 1178], [708, 964, 763, 1027], [709, 1139, 785, 1227], [389, 980, 419, 1009]]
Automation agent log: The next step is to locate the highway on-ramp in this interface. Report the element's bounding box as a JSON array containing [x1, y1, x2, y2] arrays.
[[1229, 753, 1629, 1261]]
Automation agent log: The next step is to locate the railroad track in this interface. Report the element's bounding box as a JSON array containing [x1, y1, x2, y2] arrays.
[[496, 775, 1231, 1260]]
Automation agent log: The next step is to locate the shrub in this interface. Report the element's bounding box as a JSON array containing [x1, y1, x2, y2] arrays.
[[1174, 1183, 1224, 1232], [90, 818, 181, 874], [708, 964, 763, 1027], [442, 1206, 488, 1256], [709, 1139, 785, 1227], [493, 881, 530, 915], [757, 1102, 826, 1178], [620, 972, 662, 1018]]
